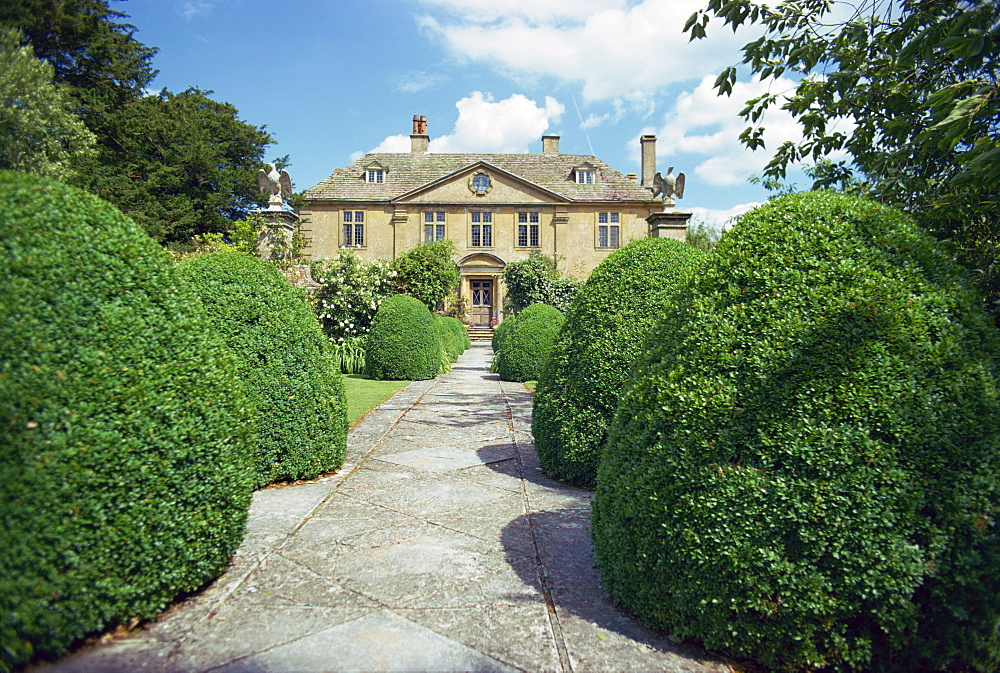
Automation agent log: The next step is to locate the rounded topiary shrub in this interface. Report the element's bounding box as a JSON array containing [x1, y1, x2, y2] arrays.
[[436, 315, 462, 362], [492, 314, 515, 353], [533, 238, 705, 487], [175, 252, 347, 488], [447, 316, 472, 352], [365, 294, 440, 380], [591, 192, 1000, 673], [493, 303, 564, 382], [0, 172, 255, 670]]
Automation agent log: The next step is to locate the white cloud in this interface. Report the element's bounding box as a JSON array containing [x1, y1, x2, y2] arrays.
[[690, 203, 761, 231], [394, 70, 447, 93], [176, 0, 217, 19], [367, 92, 565, 154], [649, 75, 805, 187], [415, 0, 623, 23], [415, 0, 755, 104]]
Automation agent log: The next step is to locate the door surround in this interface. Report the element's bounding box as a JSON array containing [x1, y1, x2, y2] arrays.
[[457, 253, 505, 326]]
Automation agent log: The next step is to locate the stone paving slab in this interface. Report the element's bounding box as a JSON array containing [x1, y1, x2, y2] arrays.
[[33, 346, 731, 673]]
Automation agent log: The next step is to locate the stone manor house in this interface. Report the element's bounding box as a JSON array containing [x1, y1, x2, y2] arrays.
[[300, 116, 689, 326]]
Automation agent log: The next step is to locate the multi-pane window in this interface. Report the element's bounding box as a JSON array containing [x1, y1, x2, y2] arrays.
[[423, 211, 446, 242], [597, 212, 620, 248], [517, 212, 540, 247], [470, 211, 493, 247], [575, 170, 594, 184], [366, 169, 384, 183], [343, 211, 365, 246]]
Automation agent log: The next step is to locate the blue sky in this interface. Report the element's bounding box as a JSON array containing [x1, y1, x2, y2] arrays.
[[121, 0, 815, 228]]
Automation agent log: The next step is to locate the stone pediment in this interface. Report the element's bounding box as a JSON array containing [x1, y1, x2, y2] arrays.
[[458, 252, 505, 274], [394, 162, 567, 205]]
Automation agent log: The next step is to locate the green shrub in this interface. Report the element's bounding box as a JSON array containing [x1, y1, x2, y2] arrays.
[[436, 315, 462, 362], [365, 295, 441, 380], [175, 252, 347, 488], [311, 250, 395, 343], [533, 238, 705, 487], [591, 192, 1000, 672], [492, 314, 515, 352], [446, 316, 471, 352], [493, 303, 564, 382], [0, 172, 255, 671], [331, 335, 367, 375], [391, 240, 460, 310]]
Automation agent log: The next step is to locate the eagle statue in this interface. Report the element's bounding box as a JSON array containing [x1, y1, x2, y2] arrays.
[[652, 167, 685, 205], [257, 163, 293, 209]]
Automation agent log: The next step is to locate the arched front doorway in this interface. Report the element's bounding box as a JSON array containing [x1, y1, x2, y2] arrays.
[[457, 253, 505, 327]]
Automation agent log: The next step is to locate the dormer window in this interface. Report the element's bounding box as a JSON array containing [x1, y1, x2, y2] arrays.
[[363, 161, 387, 183], [573, 163, 596, 184]]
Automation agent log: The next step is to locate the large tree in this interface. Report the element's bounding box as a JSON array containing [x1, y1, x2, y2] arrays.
[[0, 1, 275, 244], [72, 88, 272, 243], [0, 27, 95, 178], [686, 0, 999, 320]]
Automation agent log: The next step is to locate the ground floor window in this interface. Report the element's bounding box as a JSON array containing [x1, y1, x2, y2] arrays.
[[343, 211, 365, 246], [598, 212, 619, 248], [424, 211, 446, 242], [517, 212, 540, 247]]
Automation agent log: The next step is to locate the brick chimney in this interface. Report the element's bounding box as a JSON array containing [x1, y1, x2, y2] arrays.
[[542, 135, 560, 153], [640, 135, 656, 187], [411, 115, 429, 153]]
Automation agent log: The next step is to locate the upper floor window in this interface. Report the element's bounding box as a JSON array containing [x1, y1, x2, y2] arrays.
[[597, 212, 619, 248], [366, 169, 384, 183], [470, 211, 493, 247], [423, 211, 446, 242], [343, 211, 365, 247], [517, 212, 540, 248], [575, 170, 594, 184]]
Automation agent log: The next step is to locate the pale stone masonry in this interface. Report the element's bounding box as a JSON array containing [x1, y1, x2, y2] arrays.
[[300, 116, 684, 325]]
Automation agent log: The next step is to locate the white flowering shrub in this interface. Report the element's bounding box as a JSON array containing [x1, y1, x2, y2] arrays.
[[311, 250, 396, 343]]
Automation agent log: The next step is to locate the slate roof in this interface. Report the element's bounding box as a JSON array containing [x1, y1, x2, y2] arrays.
[[303, 152, 658, 204]]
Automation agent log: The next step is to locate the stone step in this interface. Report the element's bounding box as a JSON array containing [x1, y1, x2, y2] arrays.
[[465, 326, 494, 343]]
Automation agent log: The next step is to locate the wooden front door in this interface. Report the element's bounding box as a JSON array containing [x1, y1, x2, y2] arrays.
[[470, 279, 493, 326]]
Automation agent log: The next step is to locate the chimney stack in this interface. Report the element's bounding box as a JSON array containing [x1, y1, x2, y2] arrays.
[[640, 134, 656, 187], [541, 135, 560, 153], [411, 115, 429, 153]]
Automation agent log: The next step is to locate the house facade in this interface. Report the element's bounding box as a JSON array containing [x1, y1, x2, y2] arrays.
[[300, 117, 685, 325]]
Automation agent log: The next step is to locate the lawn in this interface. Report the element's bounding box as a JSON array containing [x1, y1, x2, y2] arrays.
[[344, 374, 412, 426]]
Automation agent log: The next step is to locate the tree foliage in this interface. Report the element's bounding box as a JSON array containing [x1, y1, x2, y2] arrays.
[[0, 28, 95, 179], [0, 1, 275, 245], [502, 250, 580, 313], [391, 240, 460, 310], [686, 0, 1000, 320], [70, 87, 273, 243]]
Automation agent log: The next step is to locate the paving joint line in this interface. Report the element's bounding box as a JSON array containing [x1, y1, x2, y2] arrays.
[[499, 374, 573, 673]]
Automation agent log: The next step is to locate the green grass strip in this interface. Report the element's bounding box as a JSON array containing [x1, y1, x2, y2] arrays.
[[344, 374, 412, 426]]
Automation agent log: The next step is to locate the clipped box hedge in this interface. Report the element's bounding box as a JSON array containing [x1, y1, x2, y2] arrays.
[[0, 172, 255, 671], [533, 238, 705, 487], [436, 315, 467, 363], [175, 251, 347, 488], [365, 294, 441, 380], [591, 192, 1000, 672], [493, 303, 564, 382]]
